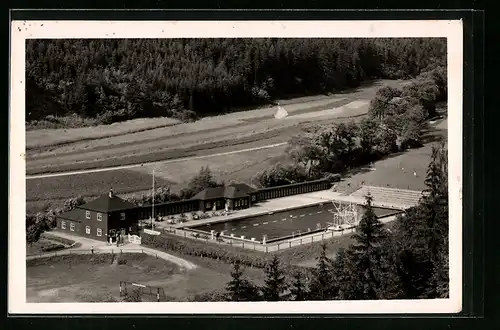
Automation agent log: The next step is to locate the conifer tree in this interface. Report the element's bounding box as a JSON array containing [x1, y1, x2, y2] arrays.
[[308, 243, 334, 300], [226, 261, 261, 301], [261, 255, 288, 301], [290, 270, 308, 301], [421, 142, 448, 263], [390, 142, 449, 299], [420, 142, 449, 297], [349, 193, 386, 299]]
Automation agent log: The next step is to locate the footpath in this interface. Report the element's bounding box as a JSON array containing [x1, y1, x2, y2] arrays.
[[27, 231, 197, 270]]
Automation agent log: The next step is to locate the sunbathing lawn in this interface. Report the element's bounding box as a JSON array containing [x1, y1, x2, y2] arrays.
[[27, 253, 183, 302], [26, 252, 265, 302]]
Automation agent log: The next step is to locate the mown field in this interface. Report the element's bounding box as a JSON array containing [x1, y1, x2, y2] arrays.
[[26, 169, 171, 202], [26, 116, 182, 151], [26, 80, 406, 176]]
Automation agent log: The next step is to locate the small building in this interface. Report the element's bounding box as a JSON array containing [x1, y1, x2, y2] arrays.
[[191, 183, 256, 212], [56, 189, 138, 242]]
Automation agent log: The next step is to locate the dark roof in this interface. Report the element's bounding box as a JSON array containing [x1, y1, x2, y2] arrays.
[[77, 193, 136, 213], [191, 183, 255, 201], [228, 183, 256, 194], [191, 186, 226, 201], [57, 208, 85, 222]]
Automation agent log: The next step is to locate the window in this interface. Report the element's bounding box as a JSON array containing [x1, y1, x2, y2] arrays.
[[206, 202, 211, 209], [70, 223, 75, 231], [97, 213, 102, 221], [85, 226, 91, 234], [85, 211, 91, 219], [61, 221, 66, 229], [97, 228, 102, 236], [120, 212, 126, 220]]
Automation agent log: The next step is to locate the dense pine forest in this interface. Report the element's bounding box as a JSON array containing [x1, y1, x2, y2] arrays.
[[26, 38, 446, 127]]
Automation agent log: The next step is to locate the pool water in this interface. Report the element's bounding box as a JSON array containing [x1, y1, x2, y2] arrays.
[[191, 204, 400, 241]]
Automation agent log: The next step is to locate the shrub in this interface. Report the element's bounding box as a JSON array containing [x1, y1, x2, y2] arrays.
[[190, 289, 227, 302], [117, 258, 128, 265], [142, 233, 308, 274]]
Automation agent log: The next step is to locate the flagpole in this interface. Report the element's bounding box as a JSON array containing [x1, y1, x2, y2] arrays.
[[152, 169, 155, 230]]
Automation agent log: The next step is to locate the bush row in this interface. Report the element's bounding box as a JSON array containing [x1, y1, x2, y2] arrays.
[[141, 233, 309, 275]]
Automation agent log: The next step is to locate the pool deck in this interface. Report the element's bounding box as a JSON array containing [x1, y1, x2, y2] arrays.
[[162, 188, 419, 230]]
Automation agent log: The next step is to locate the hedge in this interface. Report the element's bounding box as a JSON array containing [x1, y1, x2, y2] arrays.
[[141, 233, 311, 275]]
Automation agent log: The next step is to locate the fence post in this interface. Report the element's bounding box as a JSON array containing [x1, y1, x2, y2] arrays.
[[277, 243, 280, 251], [300, 239, 303, 245], [311, 237, 313, 243], [253, 243, 255, 251], [184, 232, 186, 238], [266, 246, 268, 253], [243, 242, 245, 249], [289, 241, 291, 248]]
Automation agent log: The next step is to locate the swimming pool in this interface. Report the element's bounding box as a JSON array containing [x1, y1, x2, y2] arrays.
[[190, 203, 400, 241]]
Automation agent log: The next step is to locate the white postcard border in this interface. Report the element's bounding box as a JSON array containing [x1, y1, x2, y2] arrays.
[[9, 19, 463, 314]]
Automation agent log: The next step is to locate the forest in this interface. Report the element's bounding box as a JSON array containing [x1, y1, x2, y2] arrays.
[[26, 38, 446, 128]]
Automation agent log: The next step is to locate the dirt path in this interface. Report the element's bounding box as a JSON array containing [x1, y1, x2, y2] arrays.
[[34, 231, 198, 270]]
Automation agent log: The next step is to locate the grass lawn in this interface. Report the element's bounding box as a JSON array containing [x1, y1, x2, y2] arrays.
[[138, 253, 267, 301], [26, 253, 183, 302], [26, 252, 265, 302]]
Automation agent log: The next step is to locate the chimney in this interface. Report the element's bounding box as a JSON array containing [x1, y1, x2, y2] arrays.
[[109, 188, 114, 198]]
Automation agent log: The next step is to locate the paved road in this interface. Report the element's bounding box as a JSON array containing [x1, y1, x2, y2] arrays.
[[26, 142, 287, 179]]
